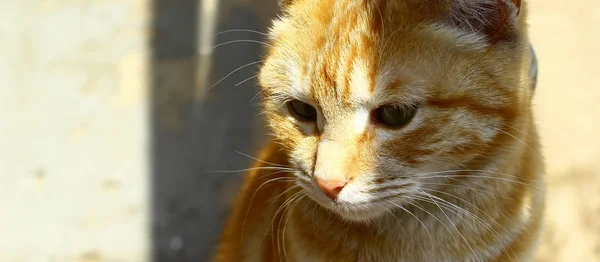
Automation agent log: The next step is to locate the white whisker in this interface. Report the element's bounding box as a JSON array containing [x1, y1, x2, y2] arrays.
[[385, 200, 432, 241], [249, 88, 265, 104], [207, 166, 294, 173], [264, 191, 304, 245], [405, 198, 459, 247], [235, 75, 259, 87], [242, 176, 294, 241], [413, 169, 536, 182], [234, 150, 291, 168], [492, 127, 540, 155], [269, 184, 301, 204], [207, 60, 264, 91], [215, 29, 270, 37], [212, 39, 275, 49], [417, 182, 511, 199], [282, 195, 305, 261], [419, 188, 517, 259], [417, 189, 482, 262], [421, 175, 535, 188]]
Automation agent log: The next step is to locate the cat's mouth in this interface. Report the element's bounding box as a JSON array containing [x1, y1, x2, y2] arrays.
[[298, 179, 391, 222]]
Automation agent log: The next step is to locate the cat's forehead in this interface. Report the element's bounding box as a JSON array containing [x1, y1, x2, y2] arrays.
[[288, 53, 416, 108], [269, 0, 433, 108], [284, 32, 424, 111]]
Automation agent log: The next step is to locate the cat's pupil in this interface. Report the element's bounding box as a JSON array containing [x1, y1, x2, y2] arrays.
[[288, 100, 317, 121], [374, 105, 417, 128]]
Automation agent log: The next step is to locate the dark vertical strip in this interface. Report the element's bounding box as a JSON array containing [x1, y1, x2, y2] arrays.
[[150, 0, 277, 261]]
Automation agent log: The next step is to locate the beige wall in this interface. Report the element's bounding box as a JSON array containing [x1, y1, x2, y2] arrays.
[[528, 0, 600, 261], [0, 0, 150, 261]]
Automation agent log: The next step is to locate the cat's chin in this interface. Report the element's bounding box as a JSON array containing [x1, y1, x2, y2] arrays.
[[301, 185, 389, 222], [311, 199, 388, 222], [331, 207, 387, 222]]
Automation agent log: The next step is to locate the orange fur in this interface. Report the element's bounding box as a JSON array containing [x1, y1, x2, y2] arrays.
[[216, 0, 544, 261]]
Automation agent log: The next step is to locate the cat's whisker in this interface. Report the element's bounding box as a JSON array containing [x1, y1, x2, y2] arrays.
[[212, 39, 275, 49], [384, 199, 433, 241], [414, 192, 488, 233], [418, 188, 518, 259], [445, 176, 485, 194], [408, 196, 478, 258], [268, 184, 301, 204], [271, 191, 304, 259], [381, 192, 496, 241], [491, 127, 542, 157], [265, 191, 303, 245], [234, 150, 292, 168], [378, 202, 406, 234], [392, 169, 537, 188], [311, 201, 319, 232], [249, 88, 265, 104], [281, 195, 305, 261], [416, 182, 513, 199], [207, 166, 294, 174], [367, 182, 413, 195], [241, 176, 295, 241], [499, 122, 528, 137], [255, 169, 295, 181], [214, 28, 270, 37], [405, 198, 459, 249], [213, 29, 293, 53], [421, 175, 536, 188], [413, 169, 537, 182], [416, 189, 482, 262], [412, 194, 517, 260], [415, 191, 499, 238], [207, 60, 264, 91], [235, 75, 259, 87]]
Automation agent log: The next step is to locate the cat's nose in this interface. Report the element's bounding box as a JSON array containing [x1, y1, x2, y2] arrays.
[[315, 178, 348, 200]]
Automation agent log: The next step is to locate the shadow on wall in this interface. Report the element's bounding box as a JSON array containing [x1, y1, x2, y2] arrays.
[[150, 0, 278, 261]]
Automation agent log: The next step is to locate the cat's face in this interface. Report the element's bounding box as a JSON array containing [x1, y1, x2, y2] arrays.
[[259, 0, 529, 222]]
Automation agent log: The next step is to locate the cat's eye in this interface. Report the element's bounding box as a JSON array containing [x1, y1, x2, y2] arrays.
[[373, 104, 418, 128], [287, 100, 317, 122]]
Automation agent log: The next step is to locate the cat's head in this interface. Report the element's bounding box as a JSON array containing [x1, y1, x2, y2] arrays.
[[259, 0, 532, 222]]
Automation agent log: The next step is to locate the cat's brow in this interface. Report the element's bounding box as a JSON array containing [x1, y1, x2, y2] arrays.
[[384, 79, 404, 91]]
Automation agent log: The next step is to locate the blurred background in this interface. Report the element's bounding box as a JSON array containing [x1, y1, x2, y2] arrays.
[[0, 0, 597, 261]]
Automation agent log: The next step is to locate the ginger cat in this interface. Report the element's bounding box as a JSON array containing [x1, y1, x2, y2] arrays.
[[217, 0, 544, 261]]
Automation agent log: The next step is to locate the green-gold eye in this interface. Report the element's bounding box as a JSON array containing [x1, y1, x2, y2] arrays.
[[287, 100, 317, 122], [373, 104, 418, 128]]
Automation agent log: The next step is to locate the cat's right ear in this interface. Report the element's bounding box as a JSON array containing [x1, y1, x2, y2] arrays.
[[445, 0, 522, 44]]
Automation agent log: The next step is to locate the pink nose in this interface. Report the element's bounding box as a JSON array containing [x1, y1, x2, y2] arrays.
[[315, 178, 348, 200]]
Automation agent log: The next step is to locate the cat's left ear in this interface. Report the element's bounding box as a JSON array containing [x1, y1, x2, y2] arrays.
[[447, 0, 522, 43]]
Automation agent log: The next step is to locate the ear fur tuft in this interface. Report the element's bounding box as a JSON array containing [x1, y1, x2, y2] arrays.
[[447, 0, 521, 43]]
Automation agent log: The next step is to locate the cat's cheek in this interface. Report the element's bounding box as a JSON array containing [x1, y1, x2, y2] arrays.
[[288, 137, 318, 174]]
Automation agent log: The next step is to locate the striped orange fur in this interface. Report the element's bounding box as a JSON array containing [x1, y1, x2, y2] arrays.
[[216, 0, 544, 261]]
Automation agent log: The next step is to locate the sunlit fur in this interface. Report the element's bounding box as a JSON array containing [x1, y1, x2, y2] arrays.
[[216, 0, 544, 261]]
